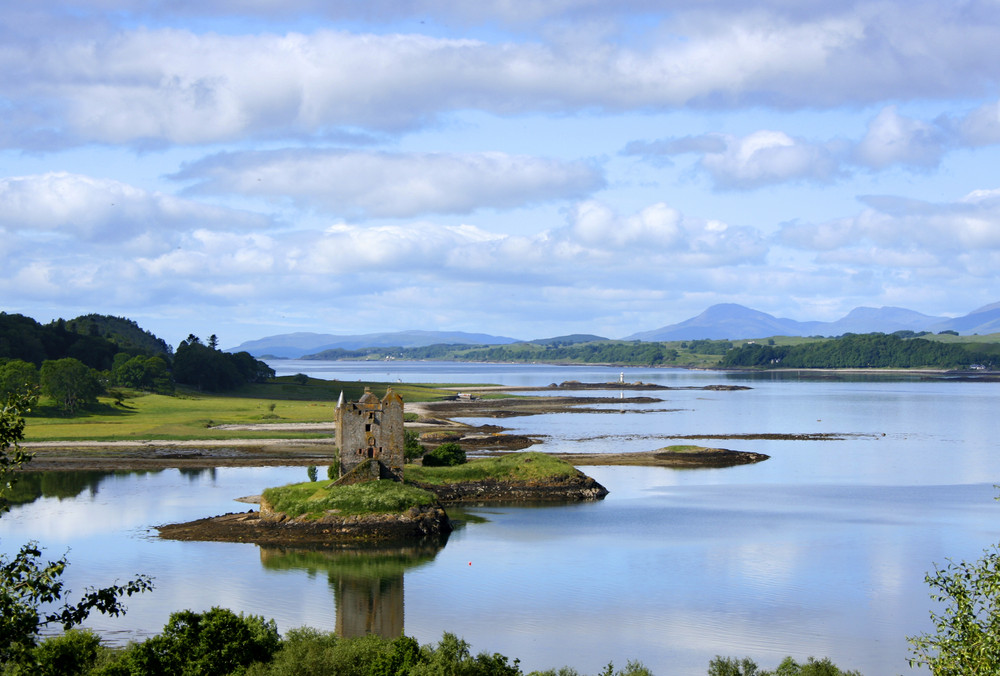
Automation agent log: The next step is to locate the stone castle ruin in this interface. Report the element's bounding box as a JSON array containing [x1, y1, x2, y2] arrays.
[[335, 387, 404, 483]]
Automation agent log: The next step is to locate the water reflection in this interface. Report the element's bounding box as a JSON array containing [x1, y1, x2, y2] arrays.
[[6, 468, 223, 507], [258, 539, 447, 638]]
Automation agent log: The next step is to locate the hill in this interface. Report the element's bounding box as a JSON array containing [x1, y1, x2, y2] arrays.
[[626, 303, 960, 341], [230, 330, 521, 358]]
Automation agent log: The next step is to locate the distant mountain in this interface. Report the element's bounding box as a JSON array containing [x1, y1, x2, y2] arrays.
[[626, 303, 963, 341], [810, 306, 947, 336], [230, 330, 520, 358], [930, 301, 1000, 335], [626, 304, 809, 341]]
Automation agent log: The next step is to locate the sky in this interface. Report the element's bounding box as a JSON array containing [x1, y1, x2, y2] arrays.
[[3, 1, 1000, 349]]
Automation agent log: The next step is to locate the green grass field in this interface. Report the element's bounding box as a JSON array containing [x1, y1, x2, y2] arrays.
[[262, 479, 438, 519], [405, 451, 578, 485], [22, 377, 462, 442]]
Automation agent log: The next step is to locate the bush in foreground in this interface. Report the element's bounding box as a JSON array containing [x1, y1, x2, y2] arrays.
[[421, 441, 466, 467], [707, 655, 861, 676], [18, 619, 869, 676]]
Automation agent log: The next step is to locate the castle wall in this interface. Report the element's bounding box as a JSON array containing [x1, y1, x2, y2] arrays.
[[336, 388, 404, 480]]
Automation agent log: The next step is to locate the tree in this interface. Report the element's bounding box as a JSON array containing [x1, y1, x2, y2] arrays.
[[907, 544, 1000, 675], [404, 429, 424, 461], [0, 359, 38, 399], [422, 442, 466, 467], [111, 607, 280, 675], [0, 389, 153, 670], [39, 358, 103, 413]]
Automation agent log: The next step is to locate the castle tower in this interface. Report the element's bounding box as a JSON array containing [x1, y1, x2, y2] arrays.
[[335, 387, 404, 481]]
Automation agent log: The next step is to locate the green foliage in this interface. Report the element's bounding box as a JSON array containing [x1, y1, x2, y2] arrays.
[[39, 358, 103, 413], [907, 544, 1000, 675], [111, 354, 173, 394], [707, 656, 861, 676], [404, 429, 424, 461], [306, 465, 318, 482], [0, 390, 153, 673], [0, 313, 151, 370], [262, 479, 437, 518], [0, 543, 154, 666], [63, 314, 171, 357], [2, 628, 106, 676], [307, 340, 683, 366], [721, 332, 998, 370], [172, 338, 274, 391], [1, 392, 36, 514], [0, 361, 39, 400], [707, 656, 763, 675], [105, 607, 280, 675], [407, 451, 578, 485], [421, 441, 466, 467]]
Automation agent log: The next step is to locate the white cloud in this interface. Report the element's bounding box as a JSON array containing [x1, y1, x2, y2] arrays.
[[699, 131, 840, 189], [173, 150, 603, 218], [4, 3, 1000, 148], [0, 172, 271, 246], [853, 106, 946, 169], [778, 188, 1000, 268], [952, 100, 1000, 147]]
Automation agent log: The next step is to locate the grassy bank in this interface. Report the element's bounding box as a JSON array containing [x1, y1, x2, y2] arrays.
[[262, 480, 438, 519], [405, 451, 579, 485], [22, 378, 460, 442]]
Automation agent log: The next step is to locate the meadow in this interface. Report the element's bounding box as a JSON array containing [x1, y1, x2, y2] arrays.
[[22, 376, 462, 442]]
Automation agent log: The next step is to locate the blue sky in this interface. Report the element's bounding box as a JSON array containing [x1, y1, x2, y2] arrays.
[[3, 1, 1000, 348]]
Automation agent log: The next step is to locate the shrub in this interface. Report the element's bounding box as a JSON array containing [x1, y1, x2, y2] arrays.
[[9, 628, 105, 676], [422, 442, 466, 467], [105, 607, 280, 675], [908, 543, 1000, 675], [404, 430, 424, 461]]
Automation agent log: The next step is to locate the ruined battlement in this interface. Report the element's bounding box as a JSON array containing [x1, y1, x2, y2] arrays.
[[335, 387, 404, 481]]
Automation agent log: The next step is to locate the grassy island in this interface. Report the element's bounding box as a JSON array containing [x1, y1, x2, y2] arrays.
[[261, 480, 438, 519], [406, 451, 578, 485]]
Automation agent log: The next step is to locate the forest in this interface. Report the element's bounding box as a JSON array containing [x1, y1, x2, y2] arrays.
[[719, 332, 999, 369]]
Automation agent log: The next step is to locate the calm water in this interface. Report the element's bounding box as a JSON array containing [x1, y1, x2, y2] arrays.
[[3, 363, 999, 675]]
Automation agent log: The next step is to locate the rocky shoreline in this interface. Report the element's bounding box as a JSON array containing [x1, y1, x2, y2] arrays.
[[409, 473, 610, 503], [157, 503, 452, 546], [157, 473, 609, 545]]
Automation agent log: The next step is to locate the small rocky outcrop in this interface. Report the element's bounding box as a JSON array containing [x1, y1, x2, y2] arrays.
[[410, 473, 609, 504], [158, 503, 451, 546]]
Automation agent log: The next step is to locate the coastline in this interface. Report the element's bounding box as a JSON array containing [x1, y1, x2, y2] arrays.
[[18, 387, 768, 472]]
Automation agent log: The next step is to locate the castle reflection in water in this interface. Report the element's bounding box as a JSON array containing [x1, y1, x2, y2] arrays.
[[258, 538, 446, 638]]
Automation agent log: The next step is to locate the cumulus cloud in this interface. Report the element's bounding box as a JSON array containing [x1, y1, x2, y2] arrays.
[[4, 2, 1000, 148], [172, 149, 603, 218], [853, 106, 947, 169], [0, 172, 271, 246], [625, 102, 1000, 190], [950, 99, 1000, 147], [778, 188, 1000, 263], [699, 131, 841, 189], [559, 200, 767, 266]]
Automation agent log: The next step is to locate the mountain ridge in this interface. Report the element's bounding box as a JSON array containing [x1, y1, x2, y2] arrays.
[[231, 302, 1000, 357]]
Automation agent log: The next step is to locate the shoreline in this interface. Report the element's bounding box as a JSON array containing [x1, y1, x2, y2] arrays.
[[17, 388, 770, 472]]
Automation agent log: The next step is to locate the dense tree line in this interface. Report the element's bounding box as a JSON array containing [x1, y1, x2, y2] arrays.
[[720, 333, 998, 370], [0, 313, 275, 412], [172, 335, 274, 391], [306, 341, 681, 366]]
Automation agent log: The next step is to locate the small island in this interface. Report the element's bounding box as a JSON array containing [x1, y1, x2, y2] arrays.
[[158, 389, 615, 546]]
